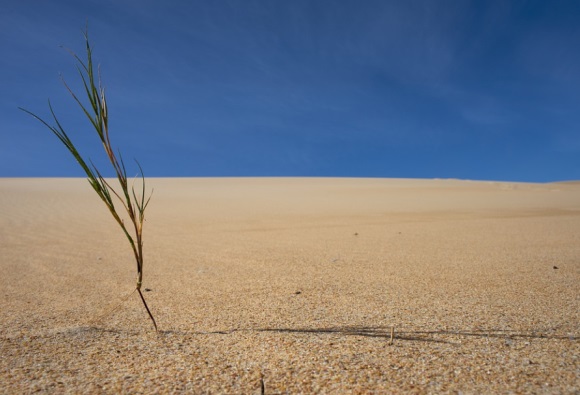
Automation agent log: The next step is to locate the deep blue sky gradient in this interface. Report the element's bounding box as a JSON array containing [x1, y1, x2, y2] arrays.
[[2, 0, 579, 181]]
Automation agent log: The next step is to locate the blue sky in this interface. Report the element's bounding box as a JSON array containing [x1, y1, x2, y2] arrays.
[[2, 0, 579, 181]]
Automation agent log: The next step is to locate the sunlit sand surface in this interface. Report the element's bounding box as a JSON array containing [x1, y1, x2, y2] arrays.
[[1, 178, 578, 393]]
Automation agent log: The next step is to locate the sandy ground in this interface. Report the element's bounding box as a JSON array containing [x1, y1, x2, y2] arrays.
[[1, 177, 578, 394]]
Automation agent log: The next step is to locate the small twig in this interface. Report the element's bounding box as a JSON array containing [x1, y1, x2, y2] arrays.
[[260, 373, 265, 395], [389, 326, 395, 345]]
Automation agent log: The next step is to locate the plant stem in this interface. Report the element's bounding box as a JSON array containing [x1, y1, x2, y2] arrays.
[[20, 28, 157, 331], [137, 288, 158, 332]]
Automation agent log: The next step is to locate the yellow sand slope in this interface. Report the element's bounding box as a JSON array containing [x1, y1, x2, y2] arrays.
[[1, 178, 578, 393]]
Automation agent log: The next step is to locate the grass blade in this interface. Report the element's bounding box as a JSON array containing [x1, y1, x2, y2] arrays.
[[19, 27, 157, 331]]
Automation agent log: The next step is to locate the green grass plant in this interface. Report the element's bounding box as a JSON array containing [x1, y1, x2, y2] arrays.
[[20, 29, 157, 331]]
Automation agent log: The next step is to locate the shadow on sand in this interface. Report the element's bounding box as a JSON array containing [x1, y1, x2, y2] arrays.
[[52, 325, 576, 346], [199, 325, 576, 344]]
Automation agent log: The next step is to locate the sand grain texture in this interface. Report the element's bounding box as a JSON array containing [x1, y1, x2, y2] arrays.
[[1, 178, 579, 394]]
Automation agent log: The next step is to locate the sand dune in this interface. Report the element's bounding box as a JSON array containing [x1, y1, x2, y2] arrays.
[[1, 177, 579, 393]]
